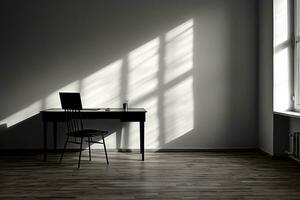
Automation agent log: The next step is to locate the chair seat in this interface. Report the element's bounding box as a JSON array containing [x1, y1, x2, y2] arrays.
[[67, 129, 108, 137]]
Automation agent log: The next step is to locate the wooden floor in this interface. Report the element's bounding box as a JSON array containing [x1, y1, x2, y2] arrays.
[[1, 151, 300, 199]]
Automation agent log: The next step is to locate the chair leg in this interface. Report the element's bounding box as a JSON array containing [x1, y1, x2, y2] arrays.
[[102, 135, 109, 165], [88, 137, 91, 161], [78, 137, 84, 169], [59, 135, 69, 163]]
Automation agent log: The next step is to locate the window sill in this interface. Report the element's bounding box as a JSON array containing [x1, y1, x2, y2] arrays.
[[274, 110, 300, 119]]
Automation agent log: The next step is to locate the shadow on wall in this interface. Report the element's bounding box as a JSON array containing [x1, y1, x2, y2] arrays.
[[0, 19, 195, 150]]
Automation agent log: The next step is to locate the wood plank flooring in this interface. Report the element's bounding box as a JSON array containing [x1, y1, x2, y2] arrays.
[[1, 151, 300, 199]]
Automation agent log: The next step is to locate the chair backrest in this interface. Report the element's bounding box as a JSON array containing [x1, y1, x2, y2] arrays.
[[59, 92, 84, 132]]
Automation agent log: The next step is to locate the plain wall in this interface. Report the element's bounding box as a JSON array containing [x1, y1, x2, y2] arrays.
[[258, 0, 274, 155], [0, 0, 258, 150]]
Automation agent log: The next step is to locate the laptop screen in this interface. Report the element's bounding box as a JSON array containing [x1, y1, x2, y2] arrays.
[[59, 92, 83, 110]]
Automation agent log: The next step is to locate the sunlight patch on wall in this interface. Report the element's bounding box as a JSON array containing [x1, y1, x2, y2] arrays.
[[0, 80, 81, 128], [0, 101, 42, 127], [164, 77, 194, 143], [128, 38, 160, 101], [125, 20, 194, 148], [81, 60, 122, 108], [165, 19, 193, 83], [163, 19, 194, 143], [127, 38, 160, 148], [129, 97, 159, 148]]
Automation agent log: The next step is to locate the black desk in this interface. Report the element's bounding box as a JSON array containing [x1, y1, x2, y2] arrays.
[[41, 108, 146, 161]]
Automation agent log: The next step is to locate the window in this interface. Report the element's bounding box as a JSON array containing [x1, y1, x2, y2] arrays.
[[274, 0, 292, 111], [295, 0, 300, 110]]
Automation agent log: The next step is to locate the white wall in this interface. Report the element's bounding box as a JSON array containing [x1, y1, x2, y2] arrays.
[[0, 0, 258, 150], [258, 0, 274, 155]]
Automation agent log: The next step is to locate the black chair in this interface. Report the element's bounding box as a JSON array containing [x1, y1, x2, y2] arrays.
[[59, 92, 109, 168]]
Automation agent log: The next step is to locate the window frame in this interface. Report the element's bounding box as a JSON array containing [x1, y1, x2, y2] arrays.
[[294, 0, 300, 110]]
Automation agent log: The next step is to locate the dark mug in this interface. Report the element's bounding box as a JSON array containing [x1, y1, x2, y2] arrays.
[[123, 103, 128, 111]]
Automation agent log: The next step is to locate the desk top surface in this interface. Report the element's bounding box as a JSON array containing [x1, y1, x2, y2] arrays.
[[41, 108, 146, 113]]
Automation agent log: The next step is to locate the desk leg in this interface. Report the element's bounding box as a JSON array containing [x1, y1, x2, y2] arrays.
[[140, 121, 144, 161], [53, 122, 57, 150], [43, 121, 48, 161]]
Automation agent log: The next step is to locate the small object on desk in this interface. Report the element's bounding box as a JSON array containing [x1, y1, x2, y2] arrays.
[[105, 108, 110, 112], [123, 100, 128, 111]]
